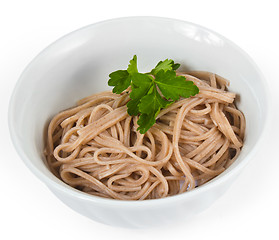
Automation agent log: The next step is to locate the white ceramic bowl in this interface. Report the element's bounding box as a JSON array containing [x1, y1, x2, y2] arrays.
[[9, 17, 269, 228]]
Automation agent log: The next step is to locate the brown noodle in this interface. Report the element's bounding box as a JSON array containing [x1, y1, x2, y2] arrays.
[[45, 71, 245, 200]]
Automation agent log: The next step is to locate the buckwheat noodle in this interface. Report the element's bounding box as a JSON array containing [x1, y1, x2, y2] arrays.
[[45, 71, 245, 200]]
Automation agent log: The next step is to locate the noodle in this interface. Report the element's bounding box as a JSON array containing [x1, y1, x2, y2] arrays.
[[45, 71, 245, 200]]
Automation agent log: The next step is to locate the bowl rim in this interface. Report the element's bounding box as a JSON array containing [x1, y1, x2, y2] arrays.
[[8, 16, 271, 207]]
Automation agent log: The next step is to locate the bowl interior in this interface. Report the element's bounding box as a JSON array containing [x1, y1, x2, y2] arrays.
[[9, 17, 268, 198]]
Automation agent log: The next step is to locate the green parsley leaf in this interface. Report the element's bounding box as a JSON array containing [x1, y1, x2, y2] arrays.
[[108, 70, 131, 94], [127, 55, 138, 75], [154, 70, 199, 101], [151, 59, 180, 75], [108, 55, 199, 134], [108, 55, 138, 94], [138, 85, 170, 115], [137, 88, 171, 134], [127, 73, 153, 116], [137, 85, 170, 133], [137, 113, 156, 134]]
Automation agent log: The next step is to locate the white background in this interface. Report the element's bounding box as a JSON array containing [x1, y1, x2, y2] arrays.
[[1, 0, 278, 239]]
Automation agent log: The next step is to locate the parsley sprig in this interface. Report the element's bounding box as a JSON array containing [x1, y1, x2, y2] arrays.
[[108, 55, 199, 134]]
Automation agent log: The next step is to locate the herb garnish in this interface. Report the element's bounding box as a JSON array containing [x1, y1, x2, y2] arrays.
[[108, 55, 199, 133]]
